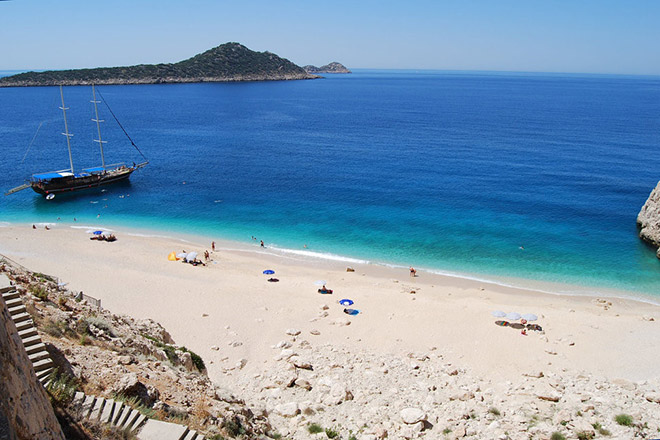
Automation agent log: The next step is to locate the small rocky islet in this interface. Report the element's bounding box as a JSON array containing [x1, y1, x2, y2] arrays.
[[303, 62, 351, 74]]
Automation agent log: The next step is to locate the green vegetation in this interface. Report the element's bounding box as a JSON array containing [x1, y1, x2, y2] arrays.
[[488, 407, 501, 416], [180, 346, 206, 371], [442, 428, 452, 435], [615, 414, 633, 426], [45, 369, 79, 405], [30, 283, 49, 301], [308, 423, 323, 434], [222, 416, 246, 437], [325, 427, 340, 439], [576, 431, 594, 440], [0, 43, 312, 87], [550, 433, 566, 440], [141, 333, 205, 372]]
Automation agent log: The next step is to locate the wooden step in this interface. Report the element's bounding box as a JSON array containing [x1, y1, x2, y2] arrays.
[[112, 402, 126, 425], [32, 357, 53, 372], [24, 341, 46, 355], [0, 286, 17, 295], [18, 327, 38, 339], [8, 304, 27, 316], [20, 334, 42, 347], [9, 311, 31, 323], [28, 350, 50, 363], [15, 319, 35, 333], [4, 297, 24, 309]]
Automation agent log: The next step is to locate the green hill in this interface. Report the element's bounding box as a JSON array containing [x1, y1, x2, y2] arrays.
[[0, 43, 318, 87]]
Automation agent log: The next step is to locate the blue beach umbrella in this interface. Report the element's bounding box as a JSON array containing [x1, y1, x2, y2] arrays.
[[506, 312, 521, 321], [339, 299, 354, 306], [263, 269, 275, 275], [93, 230, 103, 235], [491, 310, 507, 318], [521, 313, 538, 322]]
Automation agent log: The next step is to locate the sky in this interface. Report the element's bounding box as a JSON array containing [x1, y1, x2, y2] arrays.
[[1, 0, 660, 75]]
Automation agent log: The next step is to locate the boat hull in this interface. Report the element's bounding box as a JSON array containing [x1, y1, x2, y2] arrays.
[[31, 167, 135, 196]]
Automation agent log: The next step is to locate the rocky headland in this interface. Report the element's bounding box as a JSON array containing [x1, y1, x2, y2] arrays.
[[304, 62, 351, 74], [637, 180, 660, 259], [0, 42, 318, 87]]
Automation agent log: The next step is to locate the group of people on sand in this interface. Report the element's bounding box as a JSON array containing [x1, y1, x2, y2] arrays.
[[90, 233, 117, 242]]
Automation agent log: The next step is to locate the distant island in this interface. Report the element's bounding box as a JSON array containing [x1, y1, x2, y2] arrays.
[[303, 62, 351, 74], [0, 42, 318, 87]]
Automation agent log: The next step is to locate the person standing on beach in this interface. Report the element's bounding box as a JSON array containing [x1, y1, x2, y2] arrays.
[[410, 267, 416, 277], [211, 241, 216, 252], [260, 240, 264, 248]]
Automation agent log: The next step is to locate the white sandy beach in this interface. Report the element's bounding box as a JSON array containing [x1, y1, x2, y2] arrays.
[[1, 222, 658, 387]]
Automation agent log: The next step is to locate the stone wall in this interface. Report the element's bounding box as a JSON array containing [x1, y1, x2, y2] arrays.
[[0, 276, 64, 440]]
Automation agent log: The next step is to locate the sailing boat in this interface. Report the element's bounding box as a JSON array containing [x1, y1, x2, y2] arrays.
[[5, 85, 148, 198]]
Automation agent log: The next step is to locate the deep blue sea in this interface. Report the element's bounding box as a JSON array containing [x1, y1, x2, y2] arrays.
[[1, 70, 659, 298]]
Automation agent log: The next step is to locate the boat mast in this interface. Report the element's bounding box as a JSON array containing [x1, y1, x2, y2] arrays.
[[91, 85, 107, 169], [59, 85, 75, 173]]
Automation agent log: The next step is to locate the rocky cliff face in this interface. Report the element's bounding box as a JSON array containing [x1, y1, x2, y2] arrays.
[[637, 181, 660, 259], [0, 277, 65, 440]]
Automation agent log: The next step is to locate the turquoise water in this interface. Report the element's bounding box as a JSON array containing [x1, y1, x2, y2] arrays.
[[1, 71, 659, 296]]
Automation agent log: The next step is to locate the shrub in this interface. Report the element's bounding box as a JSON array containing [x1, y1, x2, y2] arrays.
[[308, 423, 323, 434], [550, 433, 566, 440], [45, 369, 79, 405], [180, 346, 206, 371], [488, 407, 501, 416], [615, 414, 633, 426], [325, 427, 340, 439], [442, 428, 452, 435], [576, 431, 594, 440], [30, 283, 49, 301]]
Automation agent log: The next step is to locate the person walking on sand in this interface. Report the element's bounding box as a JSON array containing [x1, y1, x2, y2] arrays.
[[211, 241, 216, 252], [260, 240, 265, 248], [204, 250, 210, 261], [410, 267, 416, 277]]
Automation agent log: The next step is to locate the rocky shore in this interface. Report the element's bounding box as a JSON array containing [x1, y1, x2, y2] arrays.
[[637, 180, 660, 258]]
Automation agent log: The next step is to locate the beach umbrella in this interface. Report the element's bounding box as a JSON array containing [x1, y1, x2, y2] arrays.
[[491, 310, 507, 318], [521, 313, 538, 322], [167, 251, 177, 261], [263, 269, 275, 275], [339, 299, 354, 306], [177, 252, 187, 259], [93, 230, 103, 235], [314, 280, 327, 286], [185, 251, 198, 262], [505, 312, 521, 321]]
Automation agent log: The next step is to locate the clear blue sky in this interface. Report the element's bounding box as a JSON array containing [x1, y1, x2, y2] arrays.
[[2, 0, 659, 75]]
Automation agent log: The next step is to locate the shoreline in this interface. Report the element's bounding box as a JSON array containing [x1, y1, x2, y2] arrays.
[[8, 219, 660, 306], [1, 220, 659, 385]]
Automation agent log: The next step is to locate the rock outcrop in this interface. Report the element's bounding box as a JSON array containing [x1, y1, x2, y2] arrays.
[[303, 62, 351, 74], [637, 181, 660, 258], [0, 276, 65, 440], [0, 42, 318, 87]]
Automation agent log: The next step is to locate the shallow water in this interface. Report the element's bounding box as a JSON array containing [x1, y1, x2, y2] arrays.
[[1, 70, 659, 296]]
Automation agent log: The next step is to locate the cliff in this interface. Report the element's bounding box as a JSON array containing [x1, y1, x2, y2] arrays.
[[303, 62, 351, 74], [0, 275, 65, 440], [638, 181, 660, 259], [0, 42, 318, 87]]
